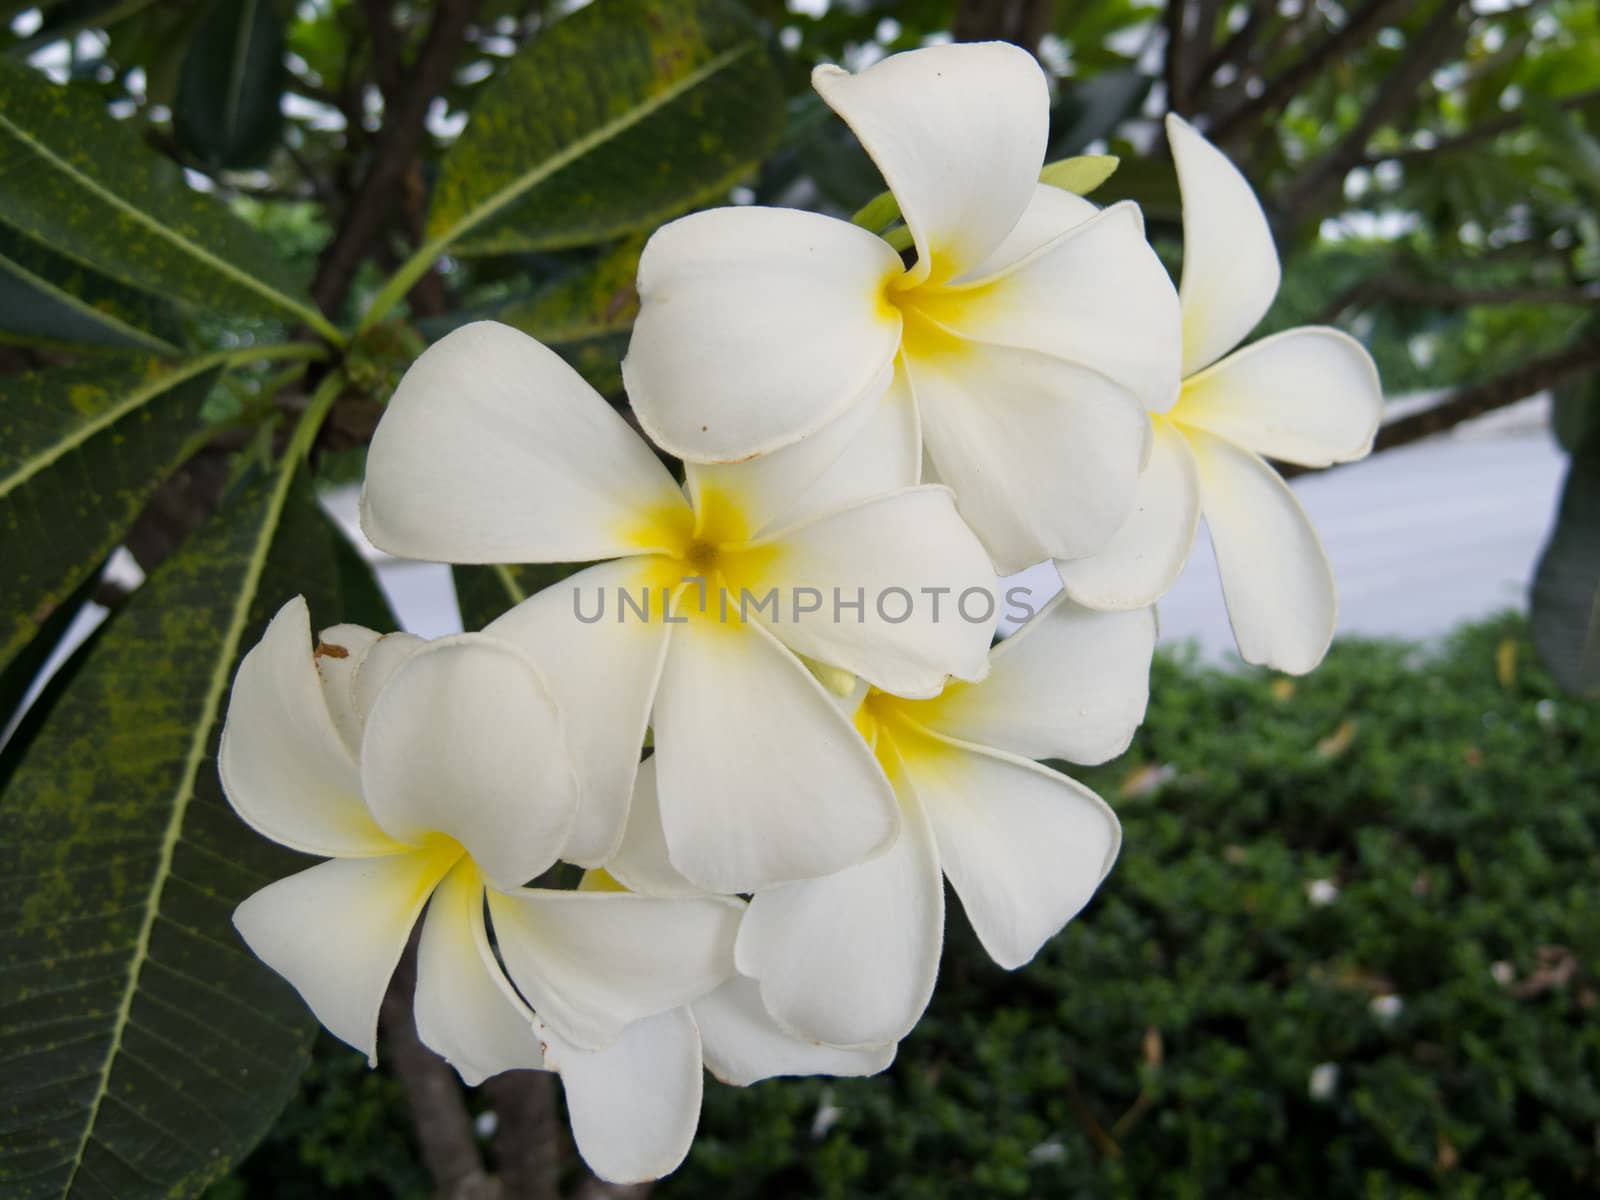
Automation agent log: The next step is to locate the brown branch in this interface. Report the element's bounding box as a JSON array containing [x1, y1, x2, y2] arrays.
[[360, 0, 405, 106], [1208, 0, 1411, 144], [1277, 0, 1468, 229], [311, 0, 481, 317], [380, 941, 498, 1200], [952, 0, 1054, 56], [1313, 279, 1599, 324], [1192, 0, 1269, 96], [1356, 87, 1600, 167], [484, 1071, 562, 1200]]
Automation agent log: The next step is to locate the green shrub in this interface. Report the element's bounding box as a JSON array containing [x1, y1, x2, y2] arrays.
[[221, 614, 1600, 1198]]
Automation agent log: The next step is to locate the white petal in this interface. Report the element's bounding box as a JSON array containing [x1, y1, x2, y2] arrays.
[[233, 847, 456, 1064], [625, 206, 903, 462], [910, 592, 1155, 765], [312, 622, 380, 758], [813, 42, 1047, 285], [694, 976, 896, 1086], [414, 860, 545, 1085], [538, 1008, 702, 1185], [361, 635, 577, 890], [1173, 327, 1382, 466], [220, 598, 400, 858], [1168, 113, 1282, 378], [916, 201, 1182, 413], [734, 776, 943, 1047], [958, 182, 1099, 282], [487, 887, 740, 1050], [361, 321, 689, 563], [686, 367, 921, 538], [350, 631, 426, 724], [1057, 415, 1202, 610], [651, 615, 898, 894], [605, 757, 701, 899], [1186, 428, 1337, 674], [752, 485, 996, 697], [486, 559, 672, 866], [907, 342, 1148, 572], [899, 729, 1119, 970]]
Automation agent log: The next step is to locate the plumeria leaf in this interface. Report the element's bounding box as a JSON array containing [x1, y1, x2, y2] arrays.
[[1038, 153, 1120, 196], [453, 562, 588, 631], [172, 0, 287, 169], [0, 460, 342, 1199], [1531, 424, 1600, 696], [0, 221, 186, 354], [492, 236, 644, 344], [0, 58, 338, 340], [428, 0, 783, 258], [0, 354, 222, 675]]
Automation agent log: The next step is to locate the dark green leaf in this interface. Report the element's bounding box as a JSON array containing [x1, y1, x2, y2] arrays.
[[0, 461, 338, 1199], [1552, 370, 1599, 453], [1049, 69, 1151, 158], [1531, 425, 1600, 695], [0, 59, 337, 340], [173, 0, 286, 169], [0, 563, 101, 742], [0, 354, 223, 674], [0, 220, 184, 353], [430, 0, 783, 258], [453, 562, 586, 631], [495, 237, 643, 344]]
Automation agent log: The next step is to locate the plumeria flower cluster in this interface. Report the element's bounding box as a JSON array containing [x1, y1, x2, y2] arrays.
[[220, 41, 1380, 1184]]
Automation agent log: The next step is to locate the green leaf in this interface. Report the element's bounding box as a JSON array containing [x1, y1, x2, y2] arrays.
[[0, 220, 185, 354], [495, 237, 643, 345], [0, 59, 340, 342], [1531, 424, 1600, 696], [1552, 369, 1599, 453], [0, 453, 340, 1198], [453, 562, 586, 631], [373, 0, 781, 316], [1038, 154, 1121, 196], [173, 0, 286, 169], [0, 354, 220, 675]]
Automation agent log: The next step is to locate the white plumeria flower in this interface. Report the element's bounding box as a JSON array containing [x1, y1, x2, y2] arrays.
[[608, 595, 1152, 1048], [220, 599, 745, 1182], [360, 321, 997, 895], [624, 41, 1182, 573], [1058, 115, 1384, 674]]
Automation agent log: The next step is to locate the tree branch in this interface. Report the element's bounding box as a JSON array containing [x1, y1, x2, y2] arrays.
[[1277, 0, 1467, 229], [1208, 0, 1411, 145], [380, 939, 498, 1200], [483, 1071, 561, 1200], [311, 0, 481, 317], [1313, 279, 1599, 324], [1356, 86, 1600, 167]]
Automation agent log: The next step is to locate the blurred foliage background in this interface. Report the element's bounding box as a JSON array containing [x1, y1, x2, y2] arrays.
[[0, 0, 1596, 1197]]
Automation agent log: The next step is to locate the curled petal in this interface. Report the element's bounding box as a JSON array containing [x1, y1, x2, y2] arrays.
[[414, 859, 545, 1085], [907, 341, 1149, 572], [362, 321, 689, 563], [695, 976, 896, 1086], [1187, 428, 1338, 674], [1174, 327, 1382, 467], [487, 887, 739, 1051], [361, 635, 577, 890], [910, 592, 1155, 765], [1057, 415, 1202, 610], [538, 1008, 703, 1185], [234, 846, 457, 1064], [626, 206, 902, 462], [220, 598, 400, 858], [487, 559, 673, 866], [813, 42, 1048, 286], [605, 757, 702, 899], [898, 729, 1120, 970], [1168, 113, 1281, 377], [735, 774, 943, 1048], [751, 485, 996, 697], [651, 615, 898, 894], [312, 621, 380, 758]]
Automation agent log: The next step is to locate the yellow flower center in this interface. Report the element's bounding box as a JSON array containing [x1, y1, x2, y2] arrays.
[[625, 483, 781, 624]]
